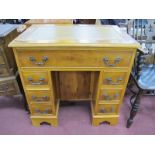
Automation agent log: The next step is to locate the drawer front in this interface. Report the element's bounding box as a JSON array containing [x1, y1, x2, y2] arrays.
[[0, 81, 18, 96], [99, 89, 122, 102], [22, 71, 49, 86], [96, 104, 118, 114], [27, 90, 52, 102], [102, 71, 127, 86], [0, 66, 10, 77], [30, 105, 53, 115], [16, 50, 134, 68]]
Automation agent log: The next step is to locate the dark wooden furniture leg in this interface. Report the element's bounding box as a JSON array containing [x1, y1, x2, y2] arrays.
[[126, 90, 143, 128]]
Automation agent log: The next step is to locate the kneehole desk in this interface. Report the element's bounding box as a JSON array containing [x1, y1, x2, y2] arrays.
[[9, 24, 139, 127]]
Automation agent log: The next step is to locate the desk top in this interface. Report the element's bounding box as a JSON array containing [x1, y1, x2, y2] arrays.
[[9, 24, 140, 48], [0, 24, 18, 37], [25, 19, 73, 25]]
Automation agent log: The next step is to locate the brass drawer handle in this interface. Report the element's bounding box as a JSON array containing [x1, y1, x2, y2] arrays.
[[29, 56, 48, 66], [35, 108, 50, 114], [103, 93, 119, 100], [103, 57, 121, 67], [105, 77, 123, 85], [28, 77, 45, 85], [100, 108, 106, 113], [31, 95, 49, 101]]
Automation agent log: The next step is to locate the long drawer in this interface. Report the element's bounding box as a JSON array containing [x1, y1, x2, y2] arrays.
[[16, 50, 134, 68]]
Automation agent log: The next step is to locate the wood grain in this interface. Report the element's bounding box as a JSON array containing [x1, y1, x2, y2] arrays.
[[58, 71, 91, 100], [10, 25, 139, 126]]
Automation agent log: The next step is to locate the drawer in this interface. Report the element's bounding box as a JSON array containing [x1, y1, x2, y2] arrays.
[[30, 105, 53, 115], [99, 89, 122, 102], [16, 50, 134, 68], [27, 90, 52, 102], [0, 80, 18, 96], [102, 71, 127, 86], [96, 104, 118, 115], [0, 66, 10, 77], [22, 71, 49, 86]]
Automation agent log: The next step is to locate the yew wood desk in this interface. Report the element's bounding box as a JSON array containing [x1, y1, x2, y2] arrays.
[[9, 25, 139, 127]]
